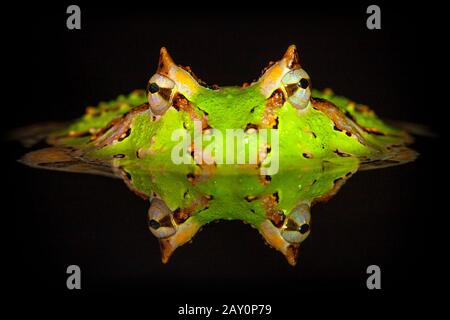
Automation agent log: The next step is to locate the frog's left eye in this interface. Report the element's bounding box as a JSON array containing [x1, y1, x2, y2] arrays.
[[146, 47, 202, 116], [147, 74, 176, 115], [281, 68, 311, 110]]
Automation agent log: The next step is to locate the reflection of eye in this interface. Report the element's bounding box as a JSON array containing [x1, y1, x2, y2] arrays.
[[147, 198, 176, 238], [281, 69, 311, 110], [281, 204, 311, 244], [147, 74, 176, 115]]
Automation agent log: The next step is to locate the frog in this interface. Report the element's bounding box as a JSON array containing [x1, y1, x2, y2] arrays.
[[18, 45, 417, 265]]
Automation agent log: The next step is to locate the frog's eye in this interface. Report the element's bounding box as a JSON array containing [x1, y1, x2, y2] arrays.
[[281, 68, 311, 110], [258, 45, 312, 110], [147, 198, 177, 238], [147, 74, 176, 115], [147, 47, 201, 115], [280, 204, 311, 244]]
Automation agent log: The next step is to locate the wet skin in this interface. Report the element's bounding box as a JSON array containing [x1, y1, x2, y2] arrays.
[[18, 46, 416, 264]]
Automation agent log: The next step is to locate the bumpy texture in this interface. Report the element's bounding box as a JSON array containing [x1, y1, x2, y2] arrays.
[[19, 46, 416, 265]]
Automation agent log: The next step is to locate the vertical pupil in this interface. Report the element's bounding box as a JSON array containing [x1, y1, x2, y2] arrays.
[[148, 82, 159, 94], [298, 78, 309, 89]]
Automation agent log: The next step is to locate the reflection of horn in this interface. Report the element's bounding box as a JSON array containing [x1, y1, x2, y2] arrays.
[[258, 45, 301, 98], [159, 218, 202, 264], [155, 47, 201, 99], [282, 45, 300, 69], [259, 220, 300, 266]]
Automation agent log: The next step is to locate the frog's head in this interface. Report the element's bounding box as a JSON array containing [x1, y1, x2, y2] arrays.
[[145, 45, 312, 130]]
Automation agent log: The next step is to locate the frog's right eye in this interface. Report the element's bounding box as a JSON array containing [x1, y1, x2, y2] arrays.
[[147, 198, 177, 238], [281, 68, 311, 110], [147, 74, 176, 115]]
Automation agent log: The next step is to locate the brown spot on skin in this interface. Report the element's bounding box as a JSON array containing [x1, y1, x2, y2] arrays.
[[261, 89, 284, 129], [334, 149, 352, 157], [269, 210, 285, 228], [273, 192, 279, 203], [259, 175, 272, 185], [312, 98, 367, 145], [187, 173, 196, 183], [273, 117, 279, 129], [193, 164, 217, 182], [118, 128, 131, 142], [173, 208, 189, 225], [113, 154, 125, 159], [173, 94, 209, 129], [312, 174, 349, 205], [261, 193, 286, 227], [244, 195, 258, 202], [114, 167, 149, 200], [245, 123, 259, 132], [302, 152, 312, 159]]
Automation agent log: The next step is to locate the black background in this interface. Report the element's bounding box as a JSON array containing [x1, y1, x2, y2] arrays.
[[4, 1, 443, 312]]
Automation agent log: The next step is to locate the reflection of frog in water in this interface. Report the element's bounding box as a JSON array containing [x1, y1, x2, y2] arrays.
[[17, 45, 417, 265], [123, 162, 359, 265]]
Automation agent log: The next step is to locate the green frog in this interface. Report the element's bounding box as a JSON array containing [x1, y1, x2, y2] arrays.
[[18, 45, 417, 265]]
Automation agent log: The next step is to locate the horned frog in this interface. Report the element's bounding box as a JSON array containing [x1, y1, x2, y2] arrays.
[[19, 45, 416, 264]]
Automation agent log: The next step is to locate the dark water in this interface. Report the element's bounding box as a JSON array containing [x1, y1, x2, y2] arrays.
[[4, 2, 441, 312]]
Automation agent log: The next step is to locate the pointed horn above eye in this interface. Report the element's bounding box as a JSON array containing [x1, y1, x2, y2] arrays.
[[282, 44, 300, 69], [154, 47, 201, 98], [258, 45, 302, 98], [157, 47, 176, 76]]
